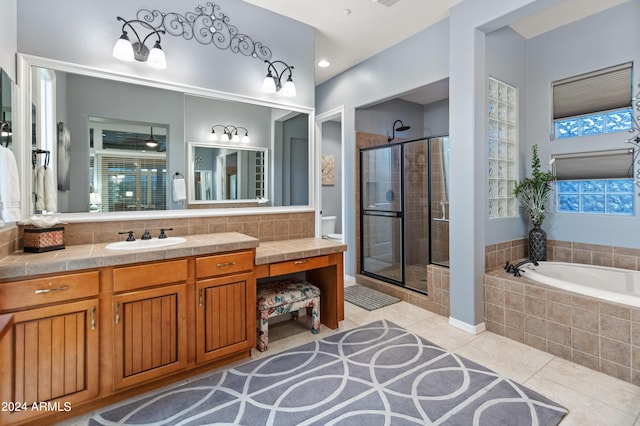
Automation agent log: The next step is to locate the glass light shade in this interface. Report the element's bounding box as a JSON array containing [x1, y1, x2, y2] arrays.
[[241, 134, 250, 144], [220, 132, 230, 142], [231, 133, 240, 143], [113, 34, 135, 62], [147, 42, 167, 69], [282, 77, 296, 97], [210, 131, 218, 141], [262, 74, 277, 93]]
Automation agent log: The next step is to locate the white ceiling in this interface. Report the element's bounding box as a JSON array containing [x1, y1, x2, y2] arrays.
[[244, 0, 629, 97]]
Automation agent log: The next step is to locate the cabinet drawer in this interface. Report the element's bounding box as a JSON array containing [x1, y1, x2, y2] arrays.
[[269, 255, 330, 276], [196, 250, 254, 279], [0, 271, 99, 312], [113, 260, 188, 293]]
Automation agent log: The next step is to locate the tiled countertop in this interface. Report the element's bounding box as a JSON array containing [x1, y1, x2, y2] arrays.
[[0, 232, 259, 281], [255, 238, 347, 264]]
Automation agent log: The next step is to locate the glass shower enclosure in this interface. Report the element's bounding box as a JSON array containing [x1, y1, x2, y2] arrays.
[[360, 137, 449, 293]]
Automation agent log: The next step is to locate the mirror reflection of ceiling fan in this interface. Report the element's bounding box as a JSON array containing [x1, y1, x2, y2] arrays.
[[126, 127, 158, 148]]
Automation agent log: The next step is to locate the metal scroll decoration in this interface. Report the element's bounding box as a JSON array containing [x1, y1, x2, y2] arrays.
[[134, 2, 272, 61], [625, 82, 640, 196]]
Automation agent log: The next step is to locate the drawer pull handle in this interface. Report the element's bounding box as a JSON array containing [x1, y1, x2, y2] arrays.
[[294, 260, 307, 265], [199, 288, 203, 307], [35, 285, 69, 294], [91, 306, 96, 330], [115, 302, 120, 325], [216, 261, 236, 267]]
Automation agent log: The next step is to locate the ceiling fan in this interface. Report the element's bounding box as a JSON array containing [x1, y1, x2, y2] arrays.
[[124, 127, 159, 149]]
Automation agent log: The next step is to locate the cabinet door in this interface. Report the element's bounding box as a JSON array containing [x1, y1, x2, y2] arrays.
[[113, 284, 187, 390], [0, 299, 99, 425], [196, 271, 255, 364]]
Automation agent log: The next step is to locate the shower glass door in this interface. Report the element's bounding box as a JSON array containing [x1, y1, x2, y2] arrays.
[[360, 145, 403, 284]]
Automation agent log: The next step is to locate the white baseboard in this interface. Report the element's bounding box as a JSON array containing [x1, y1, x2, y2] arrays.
[[448, 317, 486, 335]]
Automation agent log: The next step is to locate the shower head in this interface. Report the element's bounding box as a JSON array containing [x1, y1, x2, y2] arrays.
[[388, 119, 411, 142]]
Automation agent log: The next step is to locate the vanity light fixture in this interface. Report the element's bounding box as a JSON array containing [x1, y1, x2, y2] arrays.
[[210, 124, 250, 144], [113, 16, 167, 69], [263, 60, 296, 97]]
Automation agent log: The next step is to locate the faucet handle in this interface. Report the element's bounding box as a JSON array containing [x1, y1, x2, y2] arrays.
[[158, 228, 173, 239], [118, 230, 135, 242], [141, 229, 152, 240], [504, 261, 515, 273]]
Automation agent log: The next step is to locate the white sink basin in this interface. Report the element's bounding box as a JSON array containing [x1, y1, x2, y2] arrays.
[[105, 237, 187, 251]]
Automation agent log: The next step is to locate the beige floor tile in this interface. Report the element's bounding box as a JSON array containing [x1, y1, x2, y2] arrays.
[[525, 374, 638, 426], [454, 332, 554, 383], [405, 316, 481, 351], [533, 357, 640, 418]]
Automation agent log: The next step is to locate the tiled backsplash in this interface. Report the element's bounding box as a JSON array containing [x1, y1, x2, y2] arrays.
[[0, 212, 314, 254]]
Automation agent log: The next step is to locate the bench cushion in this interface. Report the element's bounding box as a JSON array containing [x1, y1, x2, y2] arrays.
[[257, 279, 321, 310]]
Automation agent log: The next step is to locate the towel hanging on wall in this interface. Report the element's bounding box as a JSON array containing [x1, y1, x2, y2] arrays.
[[0, 145, 22, 222], [172, 172, 187, 203]]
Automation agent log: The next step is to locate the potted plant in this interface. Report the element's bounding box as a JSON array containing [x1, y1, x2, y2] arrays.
[[513, 144, 556, 261]]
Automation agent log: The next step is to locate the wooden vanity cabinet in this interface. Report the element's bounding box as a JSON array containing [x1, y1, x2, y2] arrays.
[[111, 260, 188, 390], [0, 272, 100, 425], [195, 250, 256, 364]]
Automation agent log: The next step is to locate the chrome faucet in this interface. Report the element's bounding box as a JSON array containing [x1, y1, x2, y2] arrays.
[[504, 259, 539, 277]]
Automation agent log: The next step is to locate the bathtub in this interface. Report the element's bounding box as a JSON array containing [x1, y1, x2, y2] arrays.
[[519, 261, 640, 309]]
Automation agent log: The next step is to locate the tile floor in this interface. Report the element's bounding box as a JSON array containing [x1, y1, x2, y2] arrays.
[[59, 284, 640, 426]]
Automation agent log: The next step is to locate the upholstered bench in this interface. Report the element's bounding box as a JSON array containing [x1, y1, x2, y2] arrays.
[[256, 278, 320, 352]]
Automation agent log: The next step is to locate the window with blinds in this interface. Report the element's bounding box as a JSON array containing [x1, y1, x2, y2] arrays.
[[553, 149, 635, 215], [553, 62, 633, 139], [94, 154, 167, 212]]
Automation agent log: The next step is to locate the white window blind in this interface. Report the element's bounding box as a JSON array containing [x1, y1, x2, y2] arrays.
[[552, 148, 634, 180], [97, 154, 166, 212], [552, 62, 632, 119]]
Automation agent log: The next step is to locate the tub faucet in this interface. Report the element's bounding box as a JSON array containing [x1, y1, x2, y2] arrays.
[[509, 259, 539, 277], [141, 229, 152, 240]]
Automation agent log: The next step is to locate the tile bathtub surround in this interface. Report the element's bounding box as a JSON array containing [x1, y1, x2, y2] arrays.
[[485, 238, 640, 271], [484, 268, 640, 386], [16, 212, 314, 249]]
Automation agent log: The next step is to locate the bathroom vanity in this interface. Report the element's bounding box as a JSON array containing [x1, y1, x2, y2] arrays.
[[0, 233, 346, 425]]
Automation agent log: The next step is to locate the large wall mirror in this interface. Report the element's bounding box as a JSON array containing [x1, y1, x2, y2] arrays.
[[18, 54, 314, 221], [0, 68, 13, 150]]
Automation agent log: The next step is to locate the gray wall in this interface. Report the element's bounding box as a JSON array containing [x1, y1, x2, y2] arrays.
[[0, 0, 17, 80], [356, 99, 424, 141], [321, 121, 342, 233], [16, 0, 315, 108], [526, 1, 640, 248], [423, 99, 450, 137]]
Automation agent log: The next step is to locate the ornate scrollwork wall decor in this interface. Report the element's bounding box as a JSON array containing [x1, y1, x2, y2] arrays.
[[624, 83, 640, 195], [133, 2, 272, 61]]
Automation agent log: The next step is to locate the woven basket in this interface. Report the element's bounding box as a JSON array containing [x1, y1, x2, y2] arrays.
[[23, 227, 65, 253]]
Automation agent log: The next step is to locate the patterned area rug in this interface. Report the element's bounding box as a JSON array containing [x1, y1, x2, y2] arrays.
[[344, 284, 401, 311], [89, 320, 568, 425]]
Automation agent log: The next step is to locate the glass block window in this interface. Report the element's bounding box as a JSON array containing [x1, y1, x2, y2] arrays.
[[555, 108, 633, 139], [488, 77, 517, 218], [553, 62, 633, 139], [556, 179, 634, 215]]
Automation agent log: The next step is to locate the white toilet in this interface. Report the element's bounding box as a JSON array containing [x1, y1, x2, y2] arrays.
[[321, 216, 343, 241]]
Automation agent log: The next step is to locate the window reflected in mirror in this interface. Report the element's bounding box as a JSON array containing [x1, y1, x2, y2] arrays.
[[89, 117, 167, 212]]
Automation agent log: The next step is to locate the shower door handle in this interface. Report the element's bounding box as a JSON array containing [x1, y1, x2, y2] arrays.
[[363, 210, 402, 218]]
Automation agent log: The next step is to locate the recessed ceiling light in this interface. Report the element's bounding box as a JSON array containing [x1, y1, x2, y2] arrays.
[[343, 9, 351, 15], [318, 59, 330, 68]]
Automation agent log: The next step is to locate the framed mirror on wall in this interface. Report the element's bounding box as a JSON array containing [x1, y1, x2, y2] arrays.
[[16, 54, 314, 221], [0, 69, 13, 150], [188, 143, 268, 206]]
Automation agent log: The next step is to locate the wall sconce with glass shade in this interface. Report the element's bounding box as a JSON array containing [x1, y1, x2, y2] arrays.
[[113, 16, 167, 69], [210, 125, 250, 144], [263, 60, 296, 97]]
